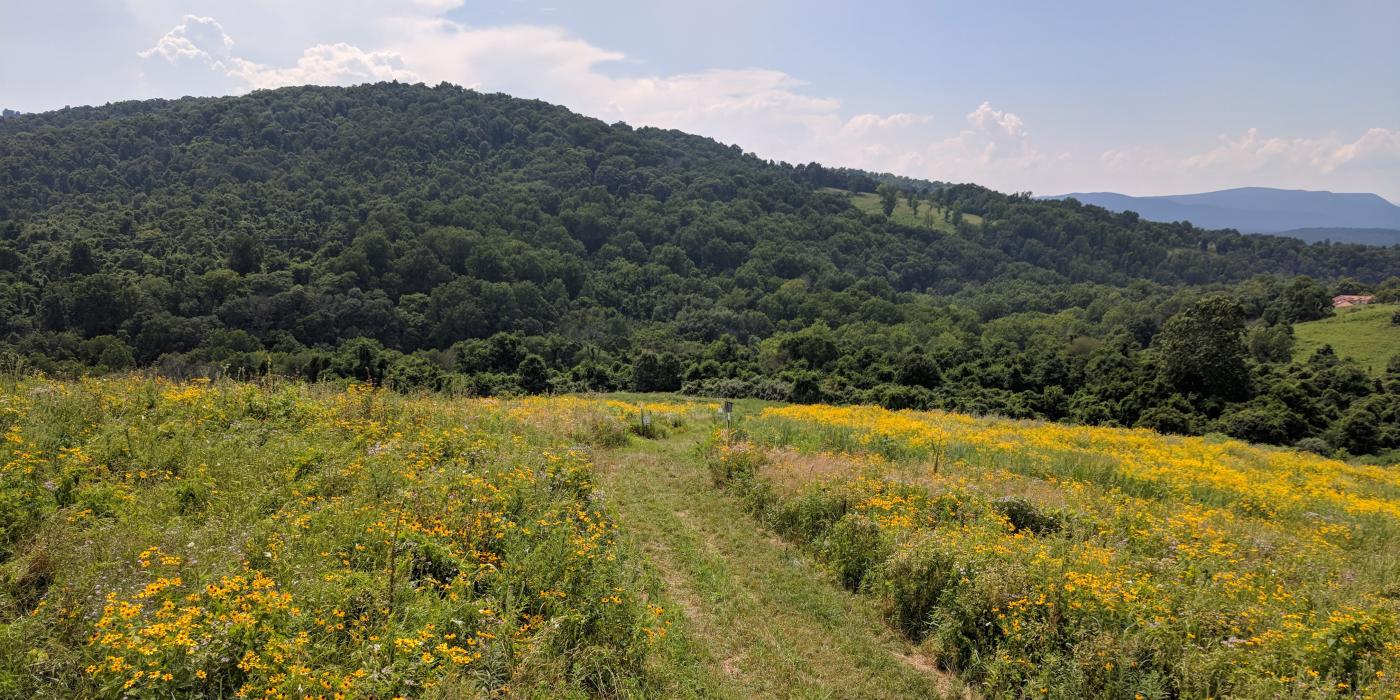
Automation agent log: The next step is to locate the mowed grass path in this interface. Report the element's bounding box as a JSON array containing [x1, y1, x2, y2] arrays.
[[598, 424, 967, 699], [1293, 302, 1400, 375]]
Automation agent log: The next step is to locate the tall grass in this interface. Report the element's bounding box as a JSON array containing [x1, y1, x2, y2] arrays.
[[0, 377, 677, 698], [708, 405, 1400, 698]]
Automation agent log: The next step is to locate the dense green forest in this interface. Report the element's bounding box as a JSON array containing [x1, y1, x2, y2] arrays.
[[1, 82, 1398, 457]]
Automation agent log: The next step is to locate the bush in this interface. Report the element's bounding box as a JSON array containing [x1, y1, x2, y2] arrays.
[[823, 513, 889, 590], [1134, 405, 1194, 435], [868, 383, 934, 411], [767, 487, 845, 543], [1215, 401, 1298, 445], [992, 497, 1062, 536], [872, 533, 957, 641], [632, 351, 681, 392], [1294, 436, 1332, 457], [704, 441, 767, 485]]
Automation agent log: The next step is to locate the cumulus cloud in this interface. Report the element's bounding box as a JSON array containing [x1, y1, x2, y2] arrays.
[[137, 15, 234, 67], [938, 102, 1042, 168], [1323, 128, 1400, 172], [226, 45, 419, 91]]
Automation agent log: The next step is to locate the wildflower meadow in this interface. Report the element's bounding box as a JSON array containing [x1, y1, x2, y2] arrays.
[[0, 377, 684, 698], [707, 404, 1400, 698]]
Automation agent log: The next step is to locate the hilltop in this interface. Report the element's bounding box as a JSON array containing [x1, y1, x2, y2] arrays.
[[0, 82, 1398, 457]]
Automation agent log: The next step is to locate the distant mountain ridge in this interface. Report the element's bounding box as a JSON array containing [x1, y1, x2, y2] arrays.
[[1047, 187, 1400, 244]]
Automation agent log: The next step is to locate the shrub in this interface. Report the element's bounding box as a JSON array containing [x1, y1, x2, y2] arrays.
[[868, 383, 934, 411], [1294, 436, 1332, 456], [704, 441, 767, 485], [991, 497, 1062, 536], [1134, 405, 1193, 435], [823, 513, 888, 590], [767, 486, 845, 543], [871, 534, 957, 641], [1215, 401, 1297, 445]]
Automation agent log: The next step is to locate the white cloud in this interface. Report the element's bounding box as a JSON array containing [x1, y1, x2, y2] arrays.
[[1100, 127, 1400, 194], [137, 15, 234, 67], [226, 45, 419, 91], [935, 102, 1042, 169]]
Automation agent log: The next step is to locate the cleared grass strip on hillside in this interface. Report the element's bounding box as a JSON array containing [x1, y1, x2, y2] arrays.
[[1292, 303, 1400, 376]]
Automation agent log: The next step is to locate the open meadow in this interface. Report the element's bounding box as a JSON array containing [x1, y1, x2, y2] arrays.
[[0, 376, 712, 698], [711, 403, 1400, 698], [1293, 304, 1400, 376], [2, 377, 1398, 699]]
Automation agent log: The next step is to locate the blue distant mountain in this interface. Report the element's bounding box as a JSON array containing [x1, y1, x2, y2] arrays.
[[1046, 187, 1400, 245]]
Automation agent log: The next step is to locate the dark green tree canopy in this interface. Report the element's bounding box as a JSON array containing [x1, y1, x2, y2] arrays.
[[0, 82, 1396, 454], [1156, 296, 1250, 400]]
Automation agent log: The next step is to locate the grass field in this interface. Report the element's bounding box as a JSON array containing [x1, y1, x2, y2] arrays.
[[1293, 303, 1400, 375], [712, 404, 1400, 698], [3, 377, 1398, 698], [0, 379, 716, 698], [822, 188, 984, 231]]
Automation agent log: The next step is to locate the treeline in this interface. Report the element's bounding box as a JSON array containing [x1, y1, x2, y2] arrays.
[[0, 82, 1397, 457]]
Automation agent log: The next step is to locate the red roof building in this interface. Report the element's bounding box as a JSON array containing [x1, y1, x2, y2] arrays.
[[1332, 294, 1375, 308]]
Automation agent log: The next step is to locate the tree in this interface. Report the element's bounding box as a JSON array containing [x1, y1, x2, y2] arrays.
[[227, 232, 263, 275], [1155, 296, 1250, 399], [1215, 398, 1299, 444], [876, 184, 899, 218], [895, 351, 941, 389], [1332, 277, 1367, 296], [517, 354, 550, 394], [788, 370, 825, 404], [1265, 276, 1332, 323], [632, 351, 681, 392], [1331, 400, 1381, 455], [2, 81, 1398, 450], [79, 335, 135, 372], [1247, 323, 1294, 363], [904, 190, 921, 219]]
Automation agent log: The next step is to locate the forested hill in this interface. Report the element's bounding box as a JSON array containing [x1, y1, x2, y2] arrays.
[[1, 82, 1398, 456]]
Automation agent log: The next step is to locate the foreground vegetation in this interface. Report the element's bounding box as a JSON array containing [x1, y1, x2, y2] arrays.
[[0, 376, 716, 698], [708, 403, 1400, 698], [4, 375, 1400, 698]]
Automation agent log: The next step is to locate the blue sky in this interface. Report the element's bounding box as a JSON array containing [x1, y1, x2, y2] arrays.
[[4, 1, 1398, 199]]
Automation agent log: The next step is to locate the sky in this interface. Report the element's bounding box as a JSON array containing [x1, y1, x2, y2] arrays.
[[3, 1, 1399, 200]]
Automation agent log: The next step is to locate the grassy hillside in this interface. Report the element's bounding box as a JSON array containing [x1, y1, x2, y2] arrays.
[[4, 376, 1398, 698], [833, 188, 984, 231], [1293, 303, 1400, 374]]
